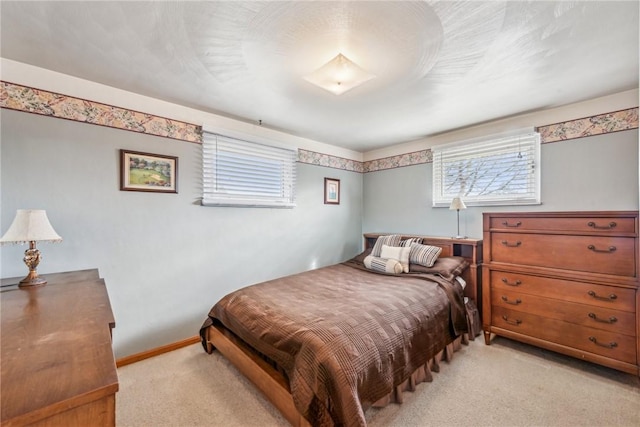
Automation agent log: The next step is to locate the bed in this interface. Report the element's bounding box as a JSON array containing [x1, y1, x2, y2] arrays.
[[199, 234, 472, 426]]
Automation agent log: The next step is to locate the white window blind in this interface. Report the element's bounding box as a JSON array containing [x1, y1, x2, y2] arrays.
[[432, 129, 541, 207], [202, 131, 297, 208]]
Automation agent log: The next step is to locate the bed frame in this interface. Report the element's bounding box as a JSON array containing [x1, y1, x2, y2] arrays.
[[203, 234, 473, 426], [204, 325, 311, 426]]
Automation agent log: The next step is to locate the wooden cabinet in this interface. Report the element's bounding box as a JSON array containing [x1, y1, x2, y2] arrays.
[[482, 211, 639, 375], [1, 269, 118, 426], [363, 233, 483, 308]]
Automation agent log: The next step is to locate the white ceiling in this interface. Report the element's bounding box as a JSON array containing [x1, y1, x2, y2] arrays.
[[1, 1, 638, 152]]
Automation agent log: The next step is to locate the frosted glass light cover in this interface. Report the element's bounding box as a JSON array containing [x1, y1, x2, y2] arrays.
[[303, 54, 376, 95]]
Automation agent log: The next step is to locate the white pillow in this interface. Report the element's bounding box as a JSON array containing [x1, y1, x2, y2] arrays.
[[364, 255, 403, 274], [380, 244, 411, 273]]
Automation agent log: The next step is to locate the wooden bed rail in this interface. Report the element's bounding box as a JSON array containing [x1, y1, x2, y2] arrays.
[[205, 325, 312, 427]]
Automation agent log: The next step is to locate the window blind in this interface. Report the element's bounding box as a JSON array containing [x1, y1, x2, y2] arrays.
[[202, 132, 297, 208], [432, 129, 541, 207]]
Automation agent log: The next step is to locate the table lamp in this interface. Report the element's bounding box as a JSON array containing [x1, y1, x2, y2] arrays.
[[0, 209, 62, 287], [449, 197, 467, 239]]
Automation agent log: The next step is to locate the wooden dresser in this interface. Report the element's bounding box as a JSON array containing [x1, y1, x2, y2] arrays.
[[481, 211, 639, 375], [1, 269, 118, 426]]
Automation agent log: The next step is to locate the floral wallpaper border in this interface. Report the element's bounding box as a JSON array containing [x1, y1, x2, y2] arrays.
[[0, 81, 203, 143], [537, 107, 638, 144], [298, 149, 364, 173], [2, 81, 636, 174], [363, 107, 639, 173], [363, 150, 432, 173]]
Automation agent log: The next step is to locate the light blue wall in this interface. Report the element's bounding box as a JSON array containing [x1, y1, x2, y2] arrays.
[[0, 110, 363, 358], [2, 108, 637, 358], [363, 129, 639, 239]]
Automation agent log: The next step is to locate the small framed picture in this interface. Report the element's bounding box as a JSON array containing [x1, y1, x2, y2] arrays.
[[120, 150, 178, 193], [324, 178, 340, 205]]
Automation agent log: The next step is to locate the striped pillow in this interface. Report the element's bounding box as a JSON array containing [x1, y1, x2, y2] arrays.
[[364, 255, 403, 274], [371, 234, 402, 257], [401, 237, 423, 247], [409, 243, 442, 267]]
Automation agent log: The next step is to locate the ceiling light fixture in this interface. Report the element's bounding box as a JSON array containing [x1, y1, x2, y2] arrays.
[[304, 53, 376, 95]]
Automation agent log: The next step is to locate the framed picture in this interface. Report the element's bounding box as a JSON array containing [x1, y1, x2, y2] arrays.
[[324, 178, 340, 205], [120, 150, 178, 193]]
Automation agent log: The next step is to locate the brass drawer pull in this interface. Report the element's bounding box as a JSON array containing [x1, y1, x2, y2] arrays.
[[501, 278, 522, 286], [587, 290, 617, 301], [588, 336, 617, 349], [587, 221, 617, 230], [501, 240, 522, 247], [587, 245, 616, 253], [588, 313, 618, 324], [501, 315, 522, 326], [501, 296, 522, 305], [502, 221, 521, 228]]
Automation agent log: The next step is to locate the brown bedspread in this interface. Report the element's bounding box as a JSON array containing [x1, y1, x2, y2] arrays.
[[200, 261, 467, 427]]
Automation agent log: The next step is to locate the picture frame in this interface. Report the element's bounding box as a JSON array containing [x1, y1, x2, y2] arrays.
[[120, 150, 178, 193], [324, 178, 340, 205]]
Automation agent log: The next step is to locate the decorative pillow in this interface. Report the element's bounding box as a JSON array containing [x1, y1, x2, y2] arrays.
[[401, 237, 423, 247], [371, 234, 402, 257], [409, 243, 442, 267], [364, 255, 403, 274], [409, 256, 470, 280], [380, 244, 411, 273]]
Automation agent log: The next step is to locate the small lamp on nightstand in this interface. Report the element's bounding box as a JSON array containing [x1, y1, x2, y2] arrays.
[[449, 197, 467, 239], [0, 209, 62, 287]]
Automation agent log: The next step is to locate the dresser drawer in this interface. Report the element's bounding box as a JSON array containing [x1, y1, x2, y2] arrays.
[[491, 290, 636, 335], [489, 270, 636, 312], [490, 233, 636, 277], [492, 306, 637, 364], [489, 216, 636, 234]]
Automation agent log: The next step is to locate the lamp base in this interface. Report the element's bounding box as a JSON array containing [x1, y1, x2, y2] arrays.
[[18, 245, 47, 287], [18, 271, 47, 288], [452, 235, 467, 240]]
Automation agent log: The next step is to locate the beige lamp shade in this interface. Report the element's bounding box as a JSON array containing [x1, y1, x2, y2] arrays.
[[449, 197, 467, 211], [0, 210, 62, 244]]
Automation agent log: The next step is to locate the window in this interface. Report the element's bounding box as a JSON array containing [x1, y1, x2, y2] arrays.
[[432, 129, 541, 207], [202, 131, 297, 207]]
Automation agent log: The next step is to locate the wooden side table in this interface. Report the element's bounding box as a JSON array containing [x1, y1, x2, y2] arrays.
[[1, 269, 118, 426]]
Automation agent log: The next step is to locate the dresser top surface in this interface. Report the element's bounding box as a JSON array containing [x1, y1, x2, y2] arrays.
[[483, 210, 639, 218], [0, 270, 118, 424]]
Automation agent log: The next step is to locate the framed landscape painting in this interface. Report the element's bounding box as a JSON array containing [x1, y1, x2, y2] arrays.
[[120, 150, 178, 193], [324, 177, 340, 204]]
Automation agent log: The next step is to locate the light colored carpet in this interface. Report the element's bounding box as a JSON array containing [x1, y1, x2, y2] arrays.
[[116, 336, 640, 426]]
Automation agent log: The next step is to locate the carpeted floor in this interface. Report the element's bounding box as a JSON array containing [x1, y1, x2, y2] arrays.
[[116, 336, 640, 426]]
